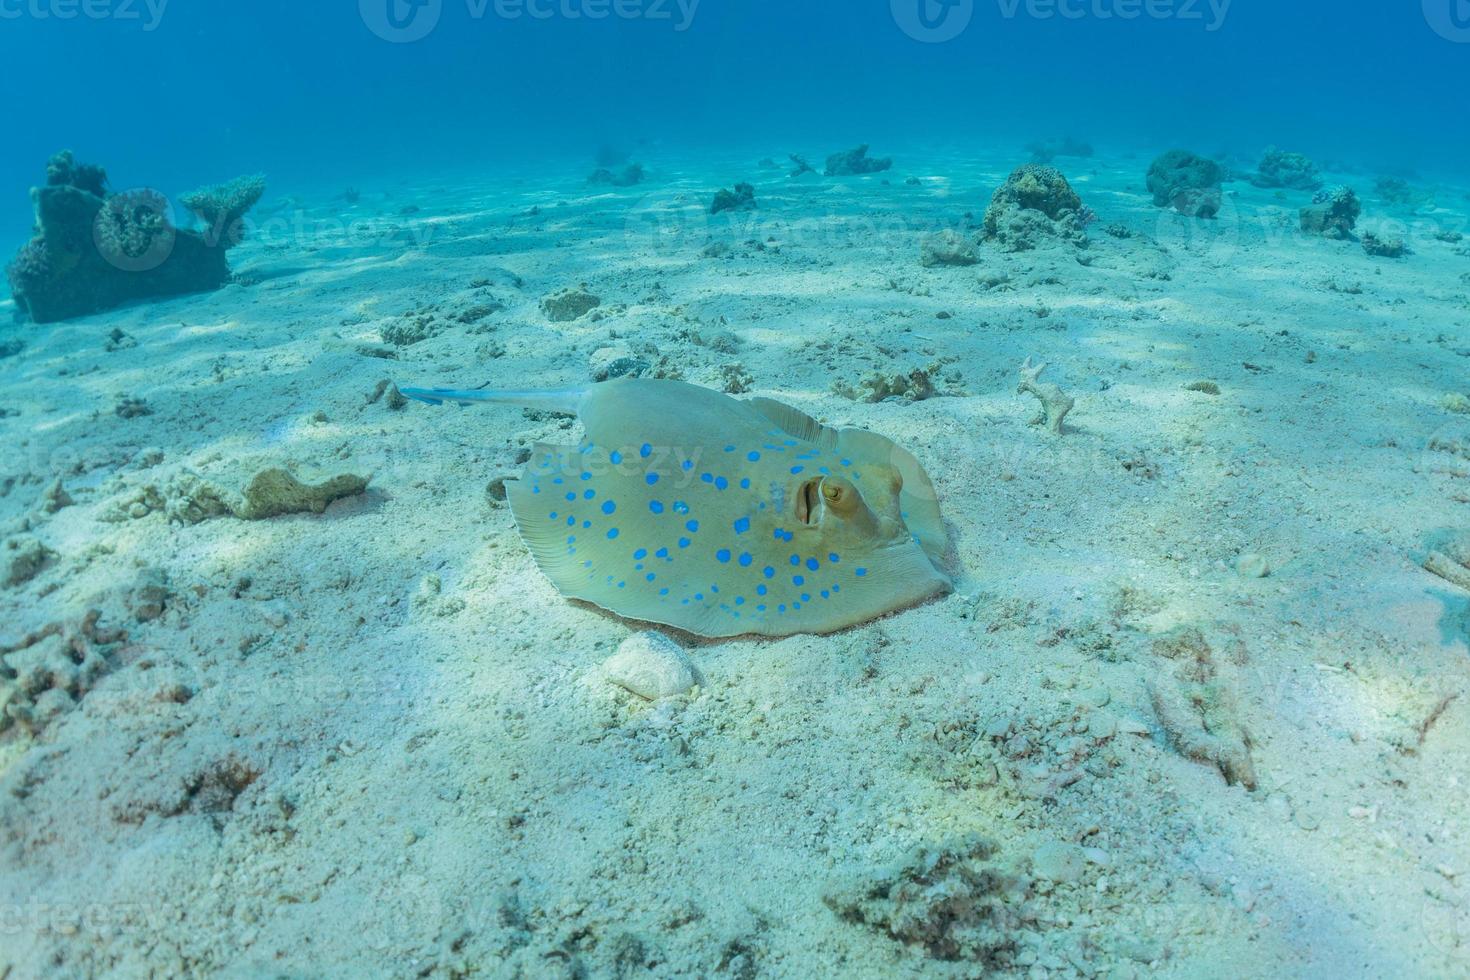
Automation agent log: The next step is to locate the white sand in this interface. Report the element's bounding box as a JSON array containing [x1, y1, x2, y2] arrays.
[[1, 147, 1468, 977]]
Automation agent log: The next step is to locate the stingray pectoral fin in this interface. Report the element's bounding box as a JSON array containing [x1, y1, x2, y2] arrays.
[[745, 396, 840, 449], [398, 386, 587, 415]]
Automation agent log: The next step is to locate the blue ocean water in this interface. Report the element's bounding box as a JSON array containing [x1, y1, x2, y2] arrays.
[[2, 0, 1467, 259]]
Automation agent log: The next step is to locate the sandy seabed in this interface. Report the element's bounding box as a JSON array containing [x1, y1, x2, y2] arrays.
[[1, 146, 1468, 978]]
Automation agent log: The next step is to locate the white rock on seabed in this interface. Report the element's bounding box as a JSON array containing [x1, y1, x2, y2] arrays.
[[603, 632, 697, 700], [1236, 553, 1271, 579]]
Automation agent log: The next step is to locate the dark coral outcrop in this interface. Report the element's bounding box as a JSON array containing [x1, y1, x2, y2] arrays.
[[5, 152, 265, 324]]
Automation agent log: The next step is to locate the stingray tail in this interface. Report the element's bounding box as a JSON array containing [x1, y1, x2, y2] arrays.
[[398, 385, 586, 415]]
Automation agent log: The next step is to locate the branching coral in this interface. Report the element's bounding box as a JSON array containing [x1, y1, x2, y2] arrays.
[[180, 174, 266, 249]]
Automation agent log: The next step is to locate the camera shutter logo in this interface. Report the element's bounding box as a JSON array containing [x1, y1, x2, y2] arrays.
[[892, 0, 974, 43], [361, 0, 442, 42], [1424, 0, 1470, 42]]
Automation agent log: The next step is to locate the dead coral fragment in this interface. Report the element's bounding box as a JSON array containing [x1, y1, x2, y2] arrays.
[[824, 144, 893, 177], [1017, 358, 1074, 434], [541, 285, 601, 322], [1148, 676, 1257, 790], [824, 835, 1020, 964], [710, 182, 756, 215], [833, 363, 961, 403], [236, 468, 370, 520], [919, 229, 978, 268]]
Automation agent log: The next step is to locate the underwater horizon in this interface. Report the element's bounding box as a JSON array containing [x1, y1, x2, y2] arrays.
[[2, 1, 1469, 977], [3, 0, 1470, 247]]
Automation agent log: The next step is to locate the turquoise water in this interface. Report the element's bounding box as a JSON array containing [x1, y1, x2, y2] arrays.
[[2, 0, 1467, 251]]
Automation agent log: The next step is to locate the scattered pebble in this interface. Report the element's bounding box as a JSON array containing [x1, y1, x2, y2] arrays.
[[1033, 840, 1088, 883], [604, 632, 697, 700], [1236, 554, 1270, 579]]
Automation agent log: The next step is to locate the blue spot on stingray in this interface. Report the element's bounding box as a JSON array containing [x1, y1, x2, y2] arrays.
[[610, 451, 623, 464], [801, 593, 811, 602], [584, 560, 593, 568], [640, 443, 652, 458], [565, 492, 575, 502], [660, 588, 670, 596], [716, 549, 732, 563], [656, 547, 669, 558], [567, 516, 576, 526], [757, 584, 768, 596], [832, 584, 841, 593], [855, 568, 868, 577], [738, 552, 753, 567], [724, 444, 735, 452], [841, 458, 852, 466], [829, 553, 841, 563], [793, 575, 805, 586], [686, 519, 700, 532], [790, 555, 801, 566], [778, 604, 787, 613], [607, 528, 620, 539], [701, 473, 713, 483], [646, 573, 656, 582], [646, 473, 660, 486], [806, 558, 819, 571], [790, 466, 804, 474], [582, 472, 593, 481], [757, 604, 767, 612], [747, 451, 761, 462], [740, 478, 751, 490], [674, 501, 690, 515], [683, 460, 694, 471], [763, 566, 775, 579], [634, 548, 648, 560], [617, 582, 626, 589], [735, 597, 745, 606], [602, 501, 617, 515], [694, 593, 703, 601], [550, 511, 559, 519], [821, 590, 830, 598], [585, 489, 597, 500], [678, 538, 691, 549], [715, 476, 729, 490], [649, 500, 664, 514], [734, 517, 751, 534], [553, 477, 564, 485], [582, 520, 591, 529]]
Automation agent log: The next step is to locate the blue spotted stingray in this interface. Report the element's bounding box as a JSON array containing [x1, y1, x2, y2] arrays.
[[400, 378, 951, 637]]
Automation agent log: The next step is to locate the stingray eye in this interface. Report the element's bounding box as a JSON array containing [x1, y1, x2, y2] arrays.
[[819, 476, 859, 516]]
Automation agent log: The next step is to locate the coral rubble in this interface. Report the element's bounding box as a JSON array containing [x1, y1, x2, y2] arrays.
[[588, 164, 645, 187]]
